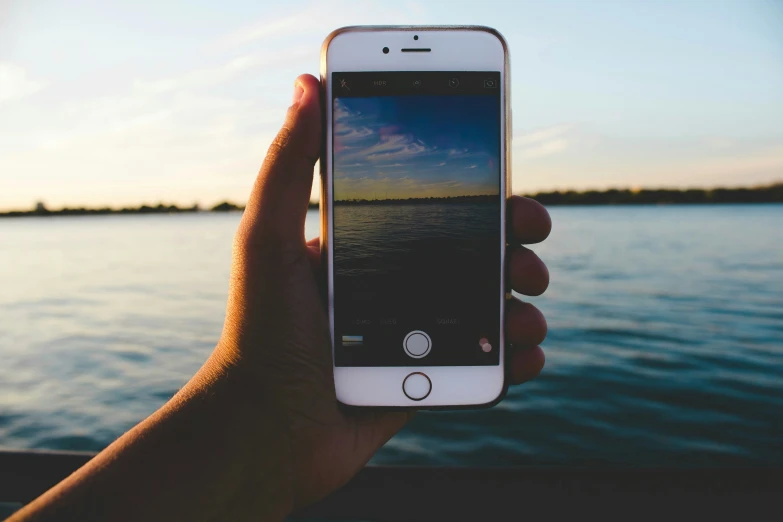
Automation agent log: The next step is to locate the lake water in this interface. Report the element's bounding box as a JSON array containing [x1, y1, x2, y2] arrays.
[[1, 205, 782, 467], [334, 201, 501, 367]]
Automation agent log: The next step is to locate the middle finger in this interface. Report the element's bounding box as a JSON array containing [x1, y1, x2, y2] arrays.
[[508, 246, 549, 296]]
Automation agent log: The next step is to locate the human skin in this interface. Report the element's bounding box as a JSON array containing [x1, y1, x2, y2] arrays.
[[10, 74, 551, 522]]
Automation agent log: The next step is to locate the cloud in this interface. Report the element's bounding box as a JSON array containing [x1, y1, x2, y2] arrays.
[[334, 99, 439, 163], [334, 99, 382, 154], [218, 15, 303, 48], [516, 124, 572, 145], [5, 48, 310, 155], [216, 1, 421, 50], [132, 55, 259, 94], [132, 50, 310, 95], [335, 126, 374, 140], [0, 52, 281, 208], [466, 164, 477, 169], [0, 63, 46, 103], [334, 98, 357, 124], [515, 124, 572, 159], [518, 138, 569, 159], [365, 134, 430, 161]]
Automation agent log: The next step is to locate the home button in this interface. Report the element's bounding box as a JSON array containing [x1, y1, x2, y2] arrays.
[[402, 372, 432, 401]]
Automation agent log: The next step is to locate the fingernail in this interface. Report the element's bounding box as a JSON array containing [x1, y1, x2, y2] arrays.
[[293, 83, 304, 104]]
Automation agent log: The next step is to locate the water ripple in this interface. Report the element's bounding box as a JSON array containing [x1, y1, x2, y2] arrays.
[[0, 207, 781, 468]]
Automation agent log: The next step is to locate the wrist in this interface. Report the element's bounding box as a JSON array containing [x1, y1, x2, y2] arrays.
[[176, 354, 296, 521]]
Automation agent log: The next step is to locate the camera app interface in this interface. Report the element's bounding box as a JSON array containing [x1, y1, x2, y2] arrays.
[[332, 72, 501, 367]]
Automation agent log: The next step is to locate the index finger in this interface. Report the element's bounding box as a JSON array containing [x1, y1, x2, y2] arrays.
[[508, 195, 552, 244]]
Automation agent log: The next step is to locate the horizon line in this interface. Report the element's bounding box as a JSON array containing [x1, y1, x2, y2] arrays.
[[334, 194, 497, 202], [1, 183, 782, 215], [2, 182, 782, 214]]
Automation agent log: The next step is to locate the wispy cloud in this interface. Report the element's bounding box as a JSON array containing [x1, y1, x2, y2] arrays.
[[0, 51, 280, 208], [132, 56, 258, 94], [0, 63, 46, 103], [515, 124, 573, 159], [516, 124, 572, 145], [335, 99, 440, 163], [519, 139, 569, 159], [335, 127, 375, 140], [216, 1, 421, 50], [218, 15, 303, 49], [365, 135, 431, 161], [334, 99, 358, 124]]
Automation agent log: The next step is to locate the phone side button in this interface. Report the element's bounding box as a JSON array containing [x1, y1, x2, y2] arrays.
[[402, 372, 432, 401]]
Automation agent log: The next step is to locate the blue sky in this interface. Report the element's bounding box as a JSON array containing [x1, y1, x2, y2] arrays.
[[0, 0, 781, 209], [334, 95, 500, 200]]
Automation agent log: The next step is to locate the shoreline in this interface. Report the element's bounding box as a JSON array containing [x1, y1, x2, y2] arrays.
[[2, 184, 781, 218]]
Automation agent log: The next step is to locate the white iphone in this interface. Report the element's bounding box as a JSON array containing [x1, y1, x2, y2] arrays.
[[321, 26, 509, 408]]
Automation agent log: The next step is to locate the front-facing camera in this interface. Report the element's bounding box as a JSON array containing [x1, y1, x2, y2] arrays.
[[382, 47, 389, 54]]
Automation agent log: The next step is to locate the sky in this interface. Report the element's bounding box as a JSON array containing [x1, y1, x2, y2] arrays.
[[334, 95, 500, 200], [0, 0, 782, 210]]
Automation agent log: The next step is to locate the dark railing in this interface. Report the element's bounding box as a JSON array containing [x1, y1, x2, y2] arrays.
[[1, 450, 781, 521]]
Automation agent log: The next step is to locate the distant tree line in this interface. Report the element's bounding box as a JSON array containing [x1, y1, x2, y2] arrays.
[[528, 184, 783, 206], [333, 194, 498, 206], [2, 184, 781, 217], [0, 201, 244, 218]]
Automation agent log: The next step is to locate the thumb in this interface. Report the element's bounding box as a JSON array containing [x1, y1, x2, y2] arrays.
[[240, 74, 322, 249]]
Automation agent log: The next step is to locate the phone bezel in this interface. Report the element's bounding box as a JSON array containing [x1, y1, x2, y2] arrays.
[[320, 26, 510, 408]]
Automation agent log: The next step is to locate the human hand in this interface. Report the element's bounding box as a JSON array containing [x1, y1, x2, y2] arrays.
[[8, 73, 550, 522], [211, 73, 552, 516]]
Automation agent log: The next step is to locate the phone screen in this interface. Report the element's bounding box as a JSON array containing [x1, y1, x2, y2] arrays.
[[331, 71, 502, 367]]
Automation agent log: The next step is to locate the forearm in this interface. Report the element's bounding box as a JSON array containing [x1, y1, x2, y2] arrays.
[[10, 356, 293, 522]]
